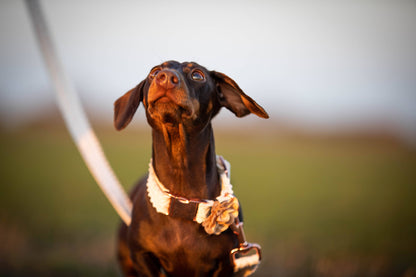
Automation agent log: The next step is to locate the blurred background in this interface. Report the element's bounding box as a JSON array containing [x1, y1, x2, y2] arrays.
[[0, 0, 415, 276]]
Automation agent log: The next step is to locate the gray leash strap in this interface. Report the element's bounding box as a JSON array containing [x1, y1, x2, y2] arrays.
[[25, 0, 132, 225]]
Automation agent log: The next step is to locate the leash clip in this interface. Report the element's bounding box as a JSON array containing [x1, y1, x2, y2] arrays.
[[230, 218, 262, 274]]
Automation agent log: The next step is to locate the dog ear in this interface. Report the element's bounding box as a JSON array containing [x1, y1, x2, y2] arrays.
[[114, 80, 145, 130], [212, 71, 269, 119]]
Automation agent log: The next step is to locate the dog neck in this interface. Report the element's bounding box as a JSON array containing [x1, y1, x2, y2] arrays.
[[151, 123, 220, 200]]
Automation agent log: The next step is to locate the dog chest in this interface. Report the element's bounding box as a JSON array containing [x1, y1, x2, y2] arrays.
[[131, 215, 236, 274]]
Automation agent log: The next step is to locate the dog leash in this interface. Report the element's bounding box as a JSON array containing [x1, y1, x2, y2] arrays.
[[25, 0, 133, 226]]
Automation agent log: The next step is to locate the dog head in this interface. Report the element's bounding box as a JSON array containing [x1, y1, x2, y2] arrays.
[[114, 61, 268, 132]]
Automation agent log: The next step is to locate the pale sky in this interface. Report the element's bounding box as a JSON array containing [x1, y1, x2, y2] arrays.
[[1, 0, 415, 140]]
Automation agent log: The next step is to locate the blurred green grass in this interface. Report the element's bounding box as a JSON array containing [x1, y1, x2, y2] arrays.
[[0, 124, 415, 276]]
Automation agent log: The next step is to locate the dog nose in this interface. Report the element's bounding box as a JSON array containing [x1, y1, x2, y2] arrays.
[[156, 69, 179, 89]]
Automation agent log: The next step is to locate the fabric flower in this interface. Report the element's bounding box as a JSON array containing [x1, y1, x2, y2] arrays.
[[202, 196, 239, 235]]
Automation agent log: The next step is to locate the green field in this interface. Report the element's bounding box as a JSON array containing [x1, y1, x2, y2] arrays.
[[1, 123, 415, 276]]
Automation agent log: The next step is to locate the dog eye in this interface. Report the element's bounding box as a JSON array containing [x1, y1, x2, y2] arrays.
[[191, 70, 205, 82], [149, 67, 161, 79]]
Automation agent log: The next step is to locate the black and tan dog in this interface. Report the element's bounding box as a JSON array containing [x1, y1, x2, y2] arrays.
[[114, 61, 268, 276]]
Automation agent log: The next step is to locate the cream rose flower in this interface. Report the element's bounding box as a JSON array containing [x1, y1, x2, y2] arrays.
[[202, 196, 239, 235]]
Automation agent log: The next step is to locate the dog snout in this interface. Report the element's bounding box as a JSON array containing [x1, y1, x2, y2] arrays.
[[155, 69, 180, 89]]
